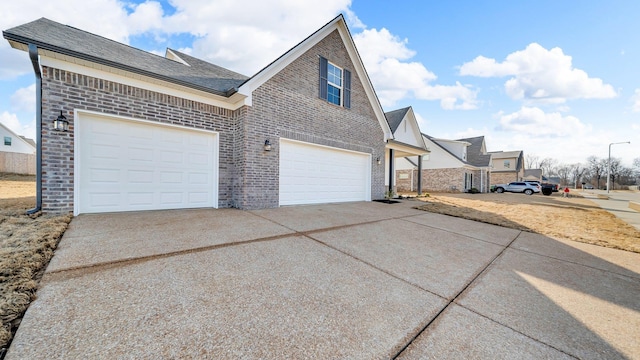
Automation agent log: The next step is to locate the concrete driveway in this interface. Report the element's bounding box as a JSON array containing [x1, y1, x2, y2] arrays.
[[7, 201, 640, 359]]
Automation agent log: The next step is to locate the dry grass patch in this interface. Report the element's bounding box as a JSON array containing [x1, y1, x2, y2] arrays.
[[0, 174, 72, 352], [416, 193, 640, 253]]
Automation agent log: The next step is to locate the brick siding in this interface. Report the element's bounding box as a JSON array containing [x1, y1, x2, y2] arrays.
[[236, 29, 385, 209], [40, 67, 237, 213], [491, 171, 520, 186], [38, 30, 385, 212]]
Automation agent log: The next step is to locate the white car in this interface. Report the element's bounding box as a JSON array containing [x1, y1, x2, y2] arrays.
[[494, 182, 541, 195]]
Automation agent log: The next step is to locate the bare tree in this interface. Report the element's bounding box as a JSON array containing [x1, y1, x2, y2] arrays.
[[556, 164, 572, 186], [540, 157, 558, 177], [608, 158, 622, 189], [587, 156, 606, 189], [618, 166, 636, 186], [570, 163, 586, 188], [526, 154, 540, 169]]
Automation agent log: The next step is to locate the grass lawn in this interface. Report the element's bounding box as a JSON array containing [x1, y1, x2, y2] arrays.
[[414, 192, 640, 253], [0, 173, 72, 352]]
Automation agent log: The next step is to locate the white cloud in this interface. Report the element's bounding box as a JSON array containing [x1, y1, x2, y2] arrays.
[[497, 106, 590, 137], [460, 43, 617, 103], [160, 0, 356, 75], [10, 84, 35, 112], [0, 111, 36, 139], [353, 28, 478, 110], [631, 89, 640, 112], [0, 0, 164, 79]]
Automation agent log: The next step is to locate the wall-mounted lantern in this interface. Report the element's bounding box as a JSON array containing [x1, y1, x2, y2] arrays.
[[53, 111, 69, 132], [376, 157, 381, 165], [264, 139, 272, 151]]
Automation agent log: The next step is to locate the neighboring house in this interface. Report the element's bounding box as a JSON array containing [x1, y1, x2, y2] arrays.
[[396, 133, 492, 193], [523, 169, 542, 182], [0, 122, 36, 154], [383, 107, 430, 194], [489, 150, 525, 184], [0, 122, 36, 175], [4, 15, 426, 214]]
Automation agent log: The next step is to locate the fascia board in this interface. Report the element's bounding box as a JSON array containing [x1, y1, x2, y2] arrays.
[[237, 15, 393, 141], [39, 55, 246, 110]]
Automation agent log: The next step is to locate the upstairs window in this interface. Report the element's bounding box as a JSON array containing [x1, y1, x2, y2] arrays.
[[327, 62, 342, 105], [319, 56, 351, 108], [504, 160, 511, 168], [4, 136, 11, 146]]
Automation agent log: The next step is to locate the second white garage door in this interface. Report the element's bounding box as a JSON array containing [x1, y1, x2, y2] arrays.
[[75, 112, 218, 215], [279, 139, 370, 206]]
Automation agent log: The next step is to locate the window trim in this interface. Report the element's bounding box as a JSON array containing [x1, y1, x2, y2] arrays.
[[327, 61, 343, 106], [3, 136, 11, 146], [504, 160, 511, 169], [319, 56, 351, 109]]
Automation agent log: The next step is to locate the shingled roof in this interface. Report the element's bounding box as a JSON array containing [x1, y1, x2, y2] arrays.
[[3, 18, 249, 96], [456, 135, 491, 167], [384, 107, 410, 133]]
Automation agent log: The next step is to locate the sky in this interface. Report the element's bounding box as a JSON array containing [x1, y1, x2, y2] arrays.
[[1, 0, 638, 167]]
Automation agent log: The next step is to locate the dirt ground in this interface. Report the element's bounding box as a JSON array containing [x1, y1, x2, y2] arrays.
[[0, 174, 72, 352], [414, 191, 640, 253]]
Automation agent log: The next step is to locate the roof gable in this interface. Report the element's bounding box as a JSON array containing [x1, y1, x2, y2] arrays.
[[385, 107, 426, 149], [0, 122, 36, 153], [237, 14, 393, 140], [422, 133, 466, 166], [456, 135, 491, 167]]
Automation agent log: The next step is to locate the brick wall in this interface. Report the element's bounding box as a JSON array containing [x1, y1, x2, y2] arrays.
[[421, 168, 466, 193], [238, 29, 386, 209], [395, 169, 416, 192], [39, 30, 386, 212], [40, 67, 237, 213], [491, 171, 519, 186]]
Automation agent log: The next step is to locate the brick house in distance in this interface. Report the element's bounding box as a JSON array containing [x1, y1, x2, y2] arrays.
[[4, 15, 427, 215], [395, 132, 492, 193], [488, 150, 525, 185]]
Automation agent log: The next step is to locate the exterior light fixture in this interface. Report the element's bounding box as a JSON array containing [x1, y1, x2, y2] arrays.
[[53, 111, 69, 132], [376, 157, 381, 165], [264, 139, 272, 151]]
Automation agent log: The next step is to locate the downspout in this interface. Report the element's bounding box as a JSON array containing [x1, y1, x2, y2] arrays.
[[26, 44, 42, 214]]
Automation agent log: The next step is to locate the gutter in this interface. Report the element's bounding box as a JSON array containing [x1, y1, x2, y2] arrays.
[[26, 44, 42, 214], [3, 33, 232, 98]]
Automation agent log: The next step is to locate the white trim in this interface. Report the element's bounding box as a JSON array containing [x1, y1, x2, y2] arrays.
[[280, 138, 372, 158], [238, 16, 393, 141], [41, 55, 247, 111], [73, 109, 219, 215], [165, 49, 190, 66], [326, 61, 344, 106]]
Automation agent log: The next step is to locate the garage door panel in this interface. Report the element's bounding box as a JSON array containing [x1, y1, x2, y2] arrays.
[[78, 114, 217, 214], [279, 139, 370, 206]]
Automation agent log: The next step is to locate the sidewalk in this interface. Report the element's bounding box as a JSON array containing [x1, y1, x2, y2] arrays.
[[580, 190, 640, 231]]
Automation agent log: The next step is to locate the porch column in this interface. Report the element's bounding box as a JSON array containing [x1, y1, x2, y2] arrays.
[[388, 149, 394, 194], [417, 155, 422, 195]]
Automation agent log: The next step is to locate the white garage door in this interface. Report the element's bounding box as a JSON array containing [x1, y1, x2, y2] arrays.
[[76, 113, 218, 214], [279, 139, 370, 206]]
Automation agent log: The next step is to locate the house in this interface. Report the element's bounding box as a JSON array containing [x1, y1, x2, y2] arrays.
[[523, 169, 542, 182], [383, 107, 430, 195], [4, 16, 427, 214], [488, 150, 525, 184], [0, 122, 36, 175], [396, 133, 492, 193], [0, 122, 35, 155]]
